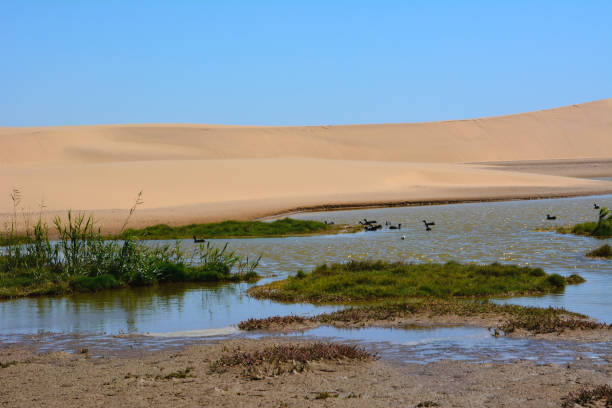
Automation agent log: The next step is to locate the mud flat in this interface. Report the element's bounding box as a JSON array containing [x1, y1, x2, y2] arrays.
[[1, 338, 611, 407]]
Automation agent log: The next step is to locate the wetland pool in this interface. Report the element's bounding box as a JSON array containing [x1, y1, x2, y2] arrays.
[[1, 194, 611, 361]]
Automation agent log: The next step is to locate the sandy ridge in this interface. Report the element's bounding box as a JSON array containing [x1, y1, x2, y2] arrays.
[[1, 99, 611, 232]]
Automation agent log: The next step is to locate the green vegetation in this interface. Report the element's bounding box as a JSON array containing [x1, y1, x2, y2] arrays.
[[558, 206, 612, 238], [0, 211, 260, 298], [248, 260, 582, 303], [586, 244, 612, 258], [119, 218, 354, 240]]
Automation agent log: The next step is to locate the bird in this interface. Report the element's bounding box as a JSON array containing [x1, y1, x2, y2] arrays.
[[401, 235, 406, 240], [359, 219, 378, 226], [389, 223, 402, 230], [422, 220, 435, 227], [546, 214, 557, 220], [594, 203, 600, 210], [193, 236, 206, 243]]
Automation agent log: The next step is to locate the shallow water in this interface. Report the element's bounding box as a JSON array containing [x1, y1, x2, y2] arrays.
[[1, 194, 611, 343], [266, 325, 612, 365]]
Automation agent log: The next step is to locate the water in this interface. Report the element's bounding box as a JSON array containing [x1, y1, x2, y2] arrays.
[[266, 325, 612, 365], [1, 194, 611, 360]]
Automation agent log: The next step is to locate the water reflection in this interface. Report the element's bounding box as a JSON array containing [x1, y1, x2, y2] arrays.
[[1, 194, 611, 336]]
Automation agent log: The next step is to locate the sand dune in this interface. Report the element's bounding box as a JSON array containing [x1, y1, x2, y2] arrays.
[[1, 99, 611, 233]]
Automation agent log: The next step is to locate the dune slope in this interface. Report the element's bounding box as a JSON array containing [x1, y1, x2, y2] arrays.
[[1, 99, 611, 233]]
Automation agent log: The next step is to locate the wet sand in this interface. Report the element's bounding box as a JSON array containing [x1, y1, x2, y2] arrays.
[[1, 338, 610, 407]]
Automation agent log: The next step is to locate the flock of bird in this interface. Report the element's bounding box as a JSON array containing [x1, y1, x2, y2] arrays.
[[191, 202, 604, 243]]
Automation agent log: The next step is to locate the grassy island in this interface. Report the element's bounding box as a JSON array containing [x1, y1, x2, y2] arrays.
[[0, 212, 260, 299], [118, 218, 357, 240], [586, 244, 612, 258], [248, 260, 583, 303], [558, 207, 612, 238]]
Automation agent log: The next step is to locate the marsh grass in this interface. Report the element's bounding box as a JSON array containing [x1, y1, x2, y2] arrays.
[[558, 206, 612, 238], [586, 244, 612, 258], [118, 218, 350, 240], [248, 260, 579, 303], [238, 299, 591, 334], [0, 211, 261, 298], [209, 343, 372, 379]]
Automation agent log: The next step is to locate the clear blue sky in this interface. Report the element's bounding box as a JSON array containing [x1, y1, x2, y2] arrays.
[[1, 1, 611, 126]]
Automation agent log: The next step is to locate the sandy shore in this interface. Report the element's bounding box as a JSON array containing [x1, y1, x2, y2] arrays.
[[1, 99, 612, 234], [1, 338, 610, 407]]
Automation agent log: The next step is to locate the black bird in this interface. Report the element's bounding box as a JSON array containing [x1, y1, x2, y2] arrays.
[[359, 219, 378, 226], [422, 220, 435, 227], [389, 223, 402, 230], [364, 224, 382, 232], [546, 214, 557, 220], [594, 203, 600, 210], [193, 236, 206, 243]]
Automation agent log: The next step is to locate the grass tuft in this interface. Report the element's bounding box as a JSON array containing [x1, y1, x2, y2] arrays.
[[586, 244, 612, 258], [209, 343, 372, 379]]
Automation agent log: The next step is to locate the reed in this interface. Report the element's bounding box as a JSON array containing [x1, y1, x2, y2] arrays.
[[0, 214, 260, 298]]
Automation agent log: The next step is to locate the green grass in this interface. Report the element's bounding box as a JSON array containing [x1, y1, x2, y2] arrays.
[[118, 218, 350, 240], [586, 244, 612, 258], [558, 207, 612, 238], [248, 260, 582, 303], [558, 220, 612, 238], [0, 212, 261, 299]]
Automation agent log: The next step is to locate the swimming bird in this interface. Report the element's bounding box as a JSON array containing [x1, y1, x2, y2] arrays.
[[193, 236, 206, 243], [359, 219, 378, 226], [594, 203, 600, 210], [401, 235, 406, 240], [546, 214, 557, 220], [389, 223, 402, 230]]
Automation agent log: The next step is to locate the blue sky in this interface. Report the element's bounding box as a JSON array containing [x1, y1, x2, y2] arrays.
[[1, 1, 611, 126]]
